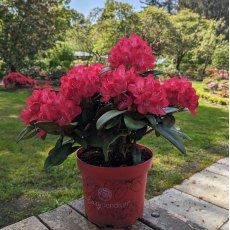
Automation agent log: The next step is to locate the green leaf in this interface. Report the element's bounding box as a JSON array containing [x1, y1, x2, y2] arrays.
[[101, 134, 122, 162], [164, 107, 179, 114], [44, 143, 80, 171], [124, 115, 146, 130], [96, 110, 127, 130], [87, 131, 123, 162], [155, 130, 160, 137], [99, 67, 115, 76], [62, 123, 78, 135], [162, 115, 175, 128], [105, 116, 121, 129], [35, 121, 63, 135], [140, 69, 164, 77], [73, 134, 87, 148], [73, 129, 89, 138], [55, 136, 63, 149], [155, 124, 186, 154], [171, 126, 192, 141], [16, 125, 36, 143], [130, 145, 142, 165], [131, 126, 147, 141], [146, 115, 157, 128]]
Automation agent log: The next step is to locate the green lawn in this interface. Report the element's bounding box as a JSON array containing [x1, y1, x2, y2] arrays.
[[0, 86, 229, 228]]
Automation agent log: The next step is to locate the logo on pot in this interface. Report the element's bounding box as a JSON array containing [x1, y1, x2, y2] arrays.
[[98, 188, 112, 201]]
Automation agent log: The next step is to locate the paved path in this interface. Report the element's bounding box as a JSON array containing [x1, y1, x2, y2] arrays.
[[148, 157, 229, 230], [1, 158, 229, 230]]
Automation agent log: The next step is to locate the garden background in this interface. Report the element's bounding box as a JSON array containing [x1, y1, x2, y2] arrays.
[[0, 0, 229, 228]]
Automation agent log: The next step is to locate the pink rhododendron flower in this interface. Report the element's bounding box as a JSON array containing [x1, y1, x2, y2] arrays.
[[100, 65, 130, 102], [20, 88, 56, 125], [108, 34, 155, 72], [20, 88, 81, 126], [163, 77, 199, 115], [39, 93, 81, 126], [117, 93, 133, 110], [129, 76, 168, 115], [60, 63, 104, 103]]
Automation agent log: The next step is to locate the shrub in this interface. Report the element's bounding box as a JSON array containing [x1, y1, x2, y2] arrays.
[[3, 72, 37, 89], [49, 66, 67, 86], [198, 91, 228, 105]]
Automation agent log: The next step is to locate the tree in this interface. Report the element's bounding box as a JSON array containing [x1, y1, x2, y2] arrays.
[[93, 0, 140, 55], [0, 0, 75, 71], [140, 0, 162, 8], [138, 6, 174, 56], [140, 0, 177, 13], [191, 21, 226, 76], [178, 0, 229, 39], [168, 9, 208, 71], [212, 40, 229, 70], [66, 19, 103, 61]]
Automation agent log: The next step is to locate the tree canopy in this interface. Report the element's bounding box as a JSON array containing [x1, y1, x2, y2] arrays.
[[0, 0, 228, 77], [0, 0, 77, 71]]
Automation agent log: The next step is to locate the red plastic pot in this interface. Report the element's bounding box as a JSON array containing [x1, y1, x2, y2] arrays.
[[76, 144, 153, 227]]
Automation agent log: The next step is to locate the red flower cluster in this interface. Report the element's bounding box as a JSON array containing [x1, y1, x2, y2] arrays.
[[108, 34, 155, 72], [20, 34, 199, 130], [20, 88, 81, 126], [163, 77, 199, 115], [128, 76, 168, 115], [60, 63, 104, 104], [100, 66, 168, 115], [3, 72, 36, 88]]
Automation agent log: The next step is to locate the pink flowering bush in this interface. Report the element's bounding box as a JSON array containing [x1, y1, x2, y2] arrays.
[[18, 34, 199, 169], [3, 72, 37, 89]]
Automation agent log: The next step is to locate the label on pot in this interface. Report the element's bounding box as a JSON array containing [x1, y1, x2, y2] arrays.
[[98, 187, 112, 201], [87, 197, 131, 210]]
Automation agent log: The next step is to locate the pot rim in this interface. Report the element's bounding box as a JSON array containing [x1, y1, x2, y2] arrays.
[[76, 144, 153, 170]]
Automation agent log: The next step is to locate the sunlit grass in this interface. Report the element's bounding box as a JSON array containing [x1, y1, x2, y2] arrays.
[[0, 87, 228, 227]]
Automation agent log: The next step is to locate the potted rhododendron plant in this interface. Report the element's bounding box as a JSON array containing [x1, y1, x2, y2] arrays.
[[17, 34, 199, 227]]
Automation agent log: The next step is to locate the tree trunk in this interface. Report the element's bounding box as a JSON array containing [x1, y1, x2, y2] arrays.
[[10, 65, 16, 72], [176, 58, 181, 70], [202, 57, 210, 76]]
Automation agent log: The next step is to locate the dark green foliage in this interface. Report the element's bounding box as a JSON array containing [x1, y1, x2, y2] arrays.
[[140, 0, 177, 13], [44, 137, 79, 171], [178, 0, 229, 39], [0, 0, 76, 71]]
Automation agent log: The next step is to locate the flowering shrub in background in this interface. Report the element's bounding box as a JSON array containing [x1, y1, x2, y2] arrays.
[[208, 81, 217, 89], [3, 72, 37, 89], [18, 34, 199, 169]]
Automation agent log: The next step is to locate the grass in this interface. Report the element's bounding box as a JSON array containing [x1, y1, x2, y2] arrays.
[[0, 87, 229, 228]]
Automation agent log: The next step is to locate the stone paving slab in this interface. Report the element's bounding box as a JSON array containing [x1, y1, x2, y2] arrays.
[[220, 221, 229, 230], [1, 216, 48, 230], [174, 169, 229, 209], [205, 163, 229, 177], [39, 204, 100, 230], [218, 158, 229, 166], [149, 188, 229, 230], [140, 205, 206, 230], [69, 198, 153, 229]]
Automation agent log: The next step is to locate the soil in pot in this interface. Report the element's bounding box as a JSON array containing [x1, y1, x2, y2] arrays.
[[78, 147, 151, 167]]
